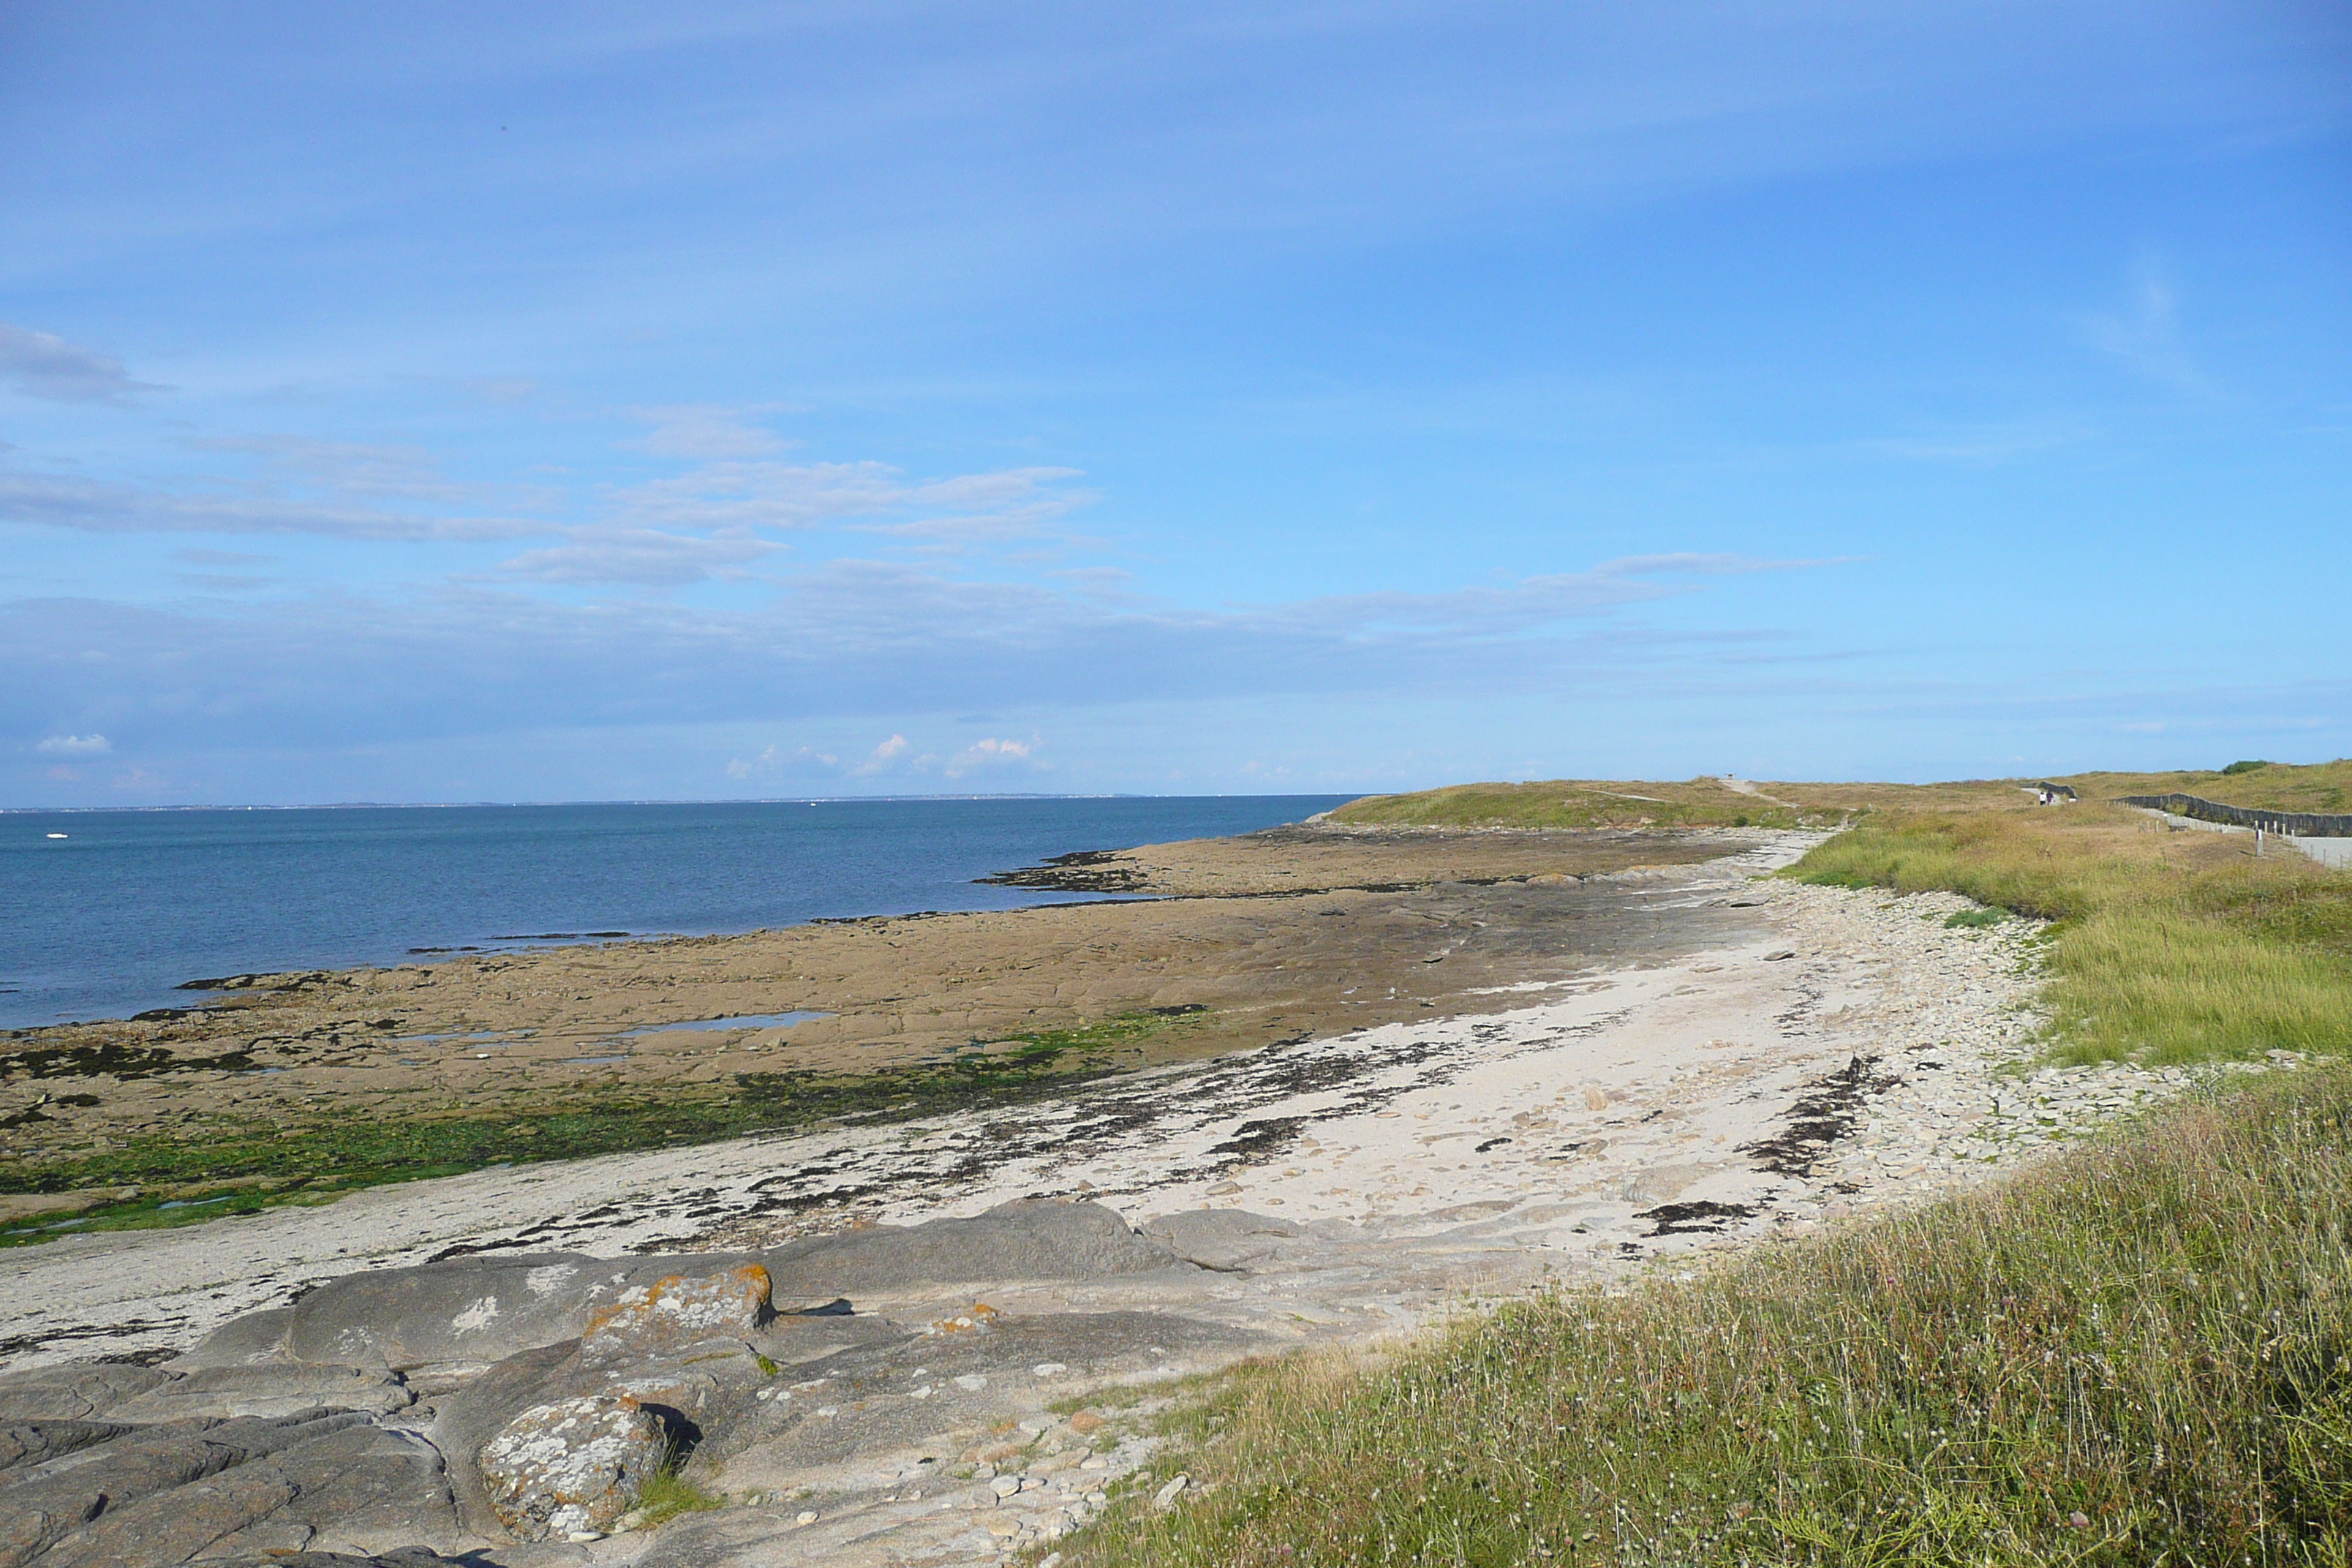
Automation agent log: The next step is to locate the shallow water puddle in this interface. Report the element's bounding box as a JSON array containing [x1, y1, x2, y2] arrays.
[[619, 1011, 830, 1035]]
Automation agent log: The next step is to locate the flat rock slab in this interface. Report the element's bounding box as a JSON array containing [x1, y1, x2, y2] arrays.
[[763, 1200, 1190, 1299]]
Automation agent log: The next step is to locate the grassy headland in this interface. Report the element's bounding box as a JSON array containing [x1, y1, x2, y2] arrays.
[[1058, 761, 2352, 1567]]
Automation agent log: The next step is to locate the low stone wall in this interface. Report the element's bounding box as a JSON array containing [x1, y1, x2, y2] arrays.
[[2115, 794, 2352, 839]]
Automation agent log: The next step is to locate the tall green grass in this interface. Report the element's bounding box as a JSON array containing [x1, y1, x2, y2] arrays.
[[1062, 1069, 2352, 1567]]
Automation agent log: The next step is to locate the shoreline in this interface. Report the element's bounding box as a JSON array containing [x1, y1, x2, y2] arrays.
[[2, 833, 2248, 1373], [0, 830, 2299, 1568], [0, 824, 1755, 1230]]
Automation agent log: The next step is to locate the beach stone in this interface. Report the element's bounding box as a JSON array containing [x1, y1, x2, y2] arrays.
[[763, 1199, 1188, 1296], [478, 1394, 668, 1542]]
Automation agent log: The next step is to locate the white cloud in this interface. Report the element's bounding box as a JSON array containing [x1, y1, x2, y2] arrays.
[[626, 404, 794, 460], [946, 736, 1036, 776], [852, 733, 911, 774], [491, 526, 780, 587], [725, 743, 783, 780], [0, 323, 163, 403], [37, 734, 111, 755]]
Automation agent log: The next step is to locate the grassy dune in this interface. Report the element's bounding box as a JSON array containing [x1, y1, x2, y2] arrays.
[[1060, 763, 2352, 1566]]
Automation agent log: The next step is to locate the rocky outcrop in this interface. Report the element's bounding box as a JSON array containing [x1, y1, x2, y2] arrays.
[[0, 1408, 462, 1567], [0, 1199, 1235, 1566]]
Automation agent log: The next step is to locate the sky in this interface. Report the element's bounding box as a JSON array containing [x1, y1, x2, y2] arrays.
[[2, 1, 2348, 806]]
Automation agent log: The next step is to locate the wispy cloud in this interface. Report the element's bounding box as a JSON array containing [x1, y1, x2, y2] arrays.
[[1856, 416, 2101, 466], [491, 526, 780, 586], [625, 404, 796, 459], [614, 458, 1086, 542], [0, 323, 165, 404], [0, 554, 1849, 755], [0, 467, 550, 541], [2082, 265, 2204, 393], [35, 734, 110, 755]]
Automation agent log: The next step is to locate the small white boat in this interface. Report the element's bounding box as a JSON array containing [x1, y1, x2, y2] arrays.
[[45, 833, 67, 840]]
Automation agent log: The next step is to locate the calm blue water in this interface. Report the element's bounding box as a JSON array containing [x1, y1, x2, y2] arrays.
[[0, 796, 1349, 1030]]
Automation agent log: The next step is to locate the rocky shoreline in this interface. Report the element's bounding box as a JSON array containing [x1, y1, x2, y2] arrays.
[[0, 831, 2294, 1567]]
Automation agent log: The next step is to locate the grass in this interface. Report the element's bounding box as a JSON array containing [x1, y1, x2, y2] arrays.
[[1328, 777, 1867, 832], [633, 1463, 726, 1528], [1330, 758, 2352, 831], [0, 1009, 1198, 1246], [1060, 1068, 2352, 1567], [1793, 798, 2352, 1066]]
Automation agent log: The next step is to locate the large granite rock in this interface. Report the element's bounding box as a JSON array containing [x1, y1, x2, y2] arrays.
[[762, 1199, 1191, 1296], [170, 1306, 297, 1369], [0, 1409, 380, 1567], [478, 1394, 668, 1542], [282, 1251, 776, 1371], [284, 1254, 621, 1370], [0, 1199, 1214, 1564], [106, 1362, 414, 1423]]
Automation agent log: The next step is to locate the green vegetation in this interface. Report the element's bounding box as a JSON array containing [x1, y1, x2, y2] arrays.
[[634, 1460, 725, 1526], [2078, 757, 2352, 815], [1941, 907, 2004, 930], [1795, 799, 2352, 1066], [1329, 777, 1847, 831], [0, 1009, 1199, 1246], [1063, 1068, 2352, 1567]]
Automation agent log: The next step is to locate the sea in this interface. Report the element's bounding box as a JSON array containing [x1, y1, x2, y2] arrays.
[[0, 796, 1351, 1031]]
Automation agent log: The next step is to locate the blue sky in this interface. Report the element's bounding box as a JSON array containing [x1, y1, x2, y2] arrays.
[[3, 1, 2348, 805]]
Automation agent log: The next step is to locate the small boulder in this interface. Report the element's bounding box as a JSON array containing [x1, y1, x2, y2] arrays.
[[478, 1394, 668, 1542]]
